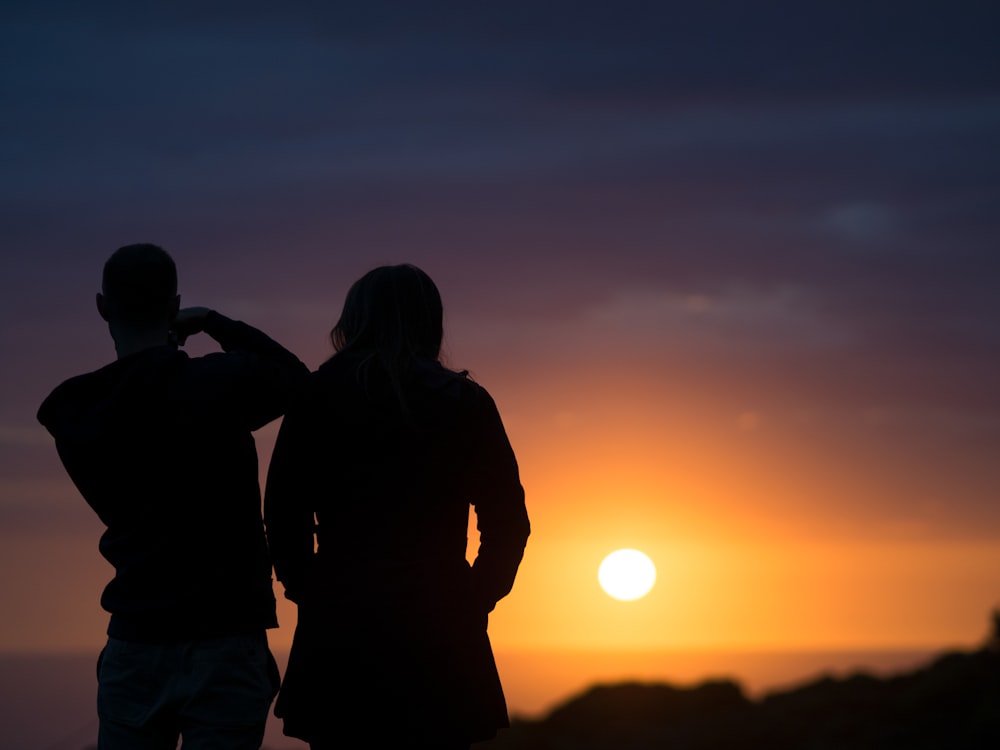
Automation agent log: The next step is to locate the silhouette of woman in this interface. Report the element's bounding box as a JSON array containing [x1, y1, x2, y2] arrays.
[[264, 264, 530, 749]]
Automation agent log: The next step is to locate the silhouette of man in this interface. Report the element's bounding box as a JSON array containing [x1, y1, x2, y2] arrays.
[[37, 244, 309, 749]]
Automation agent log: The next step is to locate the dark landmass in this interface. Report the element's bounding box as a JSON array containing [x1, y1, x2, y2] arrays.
[[482, 621, 1000, 750], [71, 616, 1000, 749]]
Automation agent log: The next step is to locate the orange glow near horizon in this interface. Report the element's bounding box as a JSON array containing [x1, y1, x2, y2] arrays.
[[476, 530, 1000, 653], [3, 363, 998, 660]]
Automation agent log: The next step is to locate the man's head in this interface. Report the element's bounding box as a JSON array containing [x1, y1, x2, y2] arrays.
[[97, 243, 180, 336]]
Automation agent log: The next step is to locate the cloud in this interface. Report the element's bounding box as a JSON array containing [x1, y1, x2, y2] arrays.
[[583, 285, 852, 356], [820, 202, 897, 246]]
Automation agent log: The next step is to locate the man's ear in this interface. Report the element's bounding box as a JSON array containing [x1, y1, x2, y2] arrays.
[[96, 293, 109, 322], [168, 294, 181, 321]]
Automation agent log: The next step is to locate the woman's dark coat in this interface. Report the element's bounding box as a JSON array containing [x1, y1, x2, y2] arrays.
[[264, 353, 530, 744]]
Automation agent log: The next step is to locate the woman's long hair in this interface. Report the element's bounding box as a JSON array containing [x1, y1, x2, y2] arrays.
[[330, 264, 460, 407]]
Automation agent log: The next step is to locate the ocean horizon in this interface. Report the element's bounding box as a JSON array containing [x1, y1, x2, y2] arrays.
[[0, 646, 943, 750]]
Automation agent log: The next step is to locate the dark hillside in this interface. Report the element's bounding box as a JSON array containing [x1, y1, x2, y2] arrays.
[[483, 616, 1000, 750]]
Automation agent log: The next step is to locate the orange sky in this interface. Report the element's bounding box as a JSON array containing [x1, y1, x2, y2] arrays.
[[4, 344, 996, 656]]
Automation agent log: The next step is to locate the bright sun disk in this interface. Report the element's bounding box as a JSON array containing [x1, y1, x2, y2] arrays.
[[598, 548, 656, 601]]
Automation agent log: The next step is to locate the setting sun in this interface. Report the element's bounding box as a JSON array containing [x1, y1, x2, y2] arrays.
[[598, 548, 657, 601]]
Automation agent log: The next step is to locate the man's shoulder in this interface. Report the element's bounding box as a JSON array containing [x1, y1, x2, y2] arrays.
[[37, 364, 112, 427], [177, 348, 294, 396], [180, 348, 241, 372], [38, 348, 187, 429]]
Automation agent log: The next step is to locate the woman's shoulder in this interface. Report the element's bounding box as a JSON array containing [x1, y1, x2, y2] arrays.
[[313, 353, 369, 384], [285, 355, 358, 407], [305, 355, 496, 412], [416, 362, 489, 400]]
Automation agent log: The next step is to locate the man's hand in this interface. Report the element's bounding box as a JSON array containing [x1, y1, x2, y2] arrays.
[[170, 307, 213, 347]]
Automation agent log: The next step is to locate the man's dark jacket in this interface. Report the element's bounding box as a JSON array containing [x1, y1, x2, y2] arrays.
[[37, 312, 308, 642]]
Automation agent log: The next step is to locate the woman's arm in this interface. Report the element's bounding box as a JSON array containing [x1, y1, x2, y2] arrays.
[[263, 394, 320, 603], [468, 388, 531, 614]]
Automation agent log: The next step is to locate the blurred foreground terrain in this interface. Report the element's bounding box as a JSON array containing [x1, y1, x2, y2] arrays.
[[69, 615, 999, 750], [480, 614, 1000, 750]]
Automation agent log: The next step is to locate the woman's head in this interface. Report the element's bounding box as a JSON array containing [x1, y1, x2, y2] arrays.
[[331, 264, 444, 363]]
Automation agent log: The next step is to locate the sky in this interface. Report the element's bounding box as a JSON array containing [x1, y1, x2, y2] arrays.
[[1, 0, 999, 662]]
